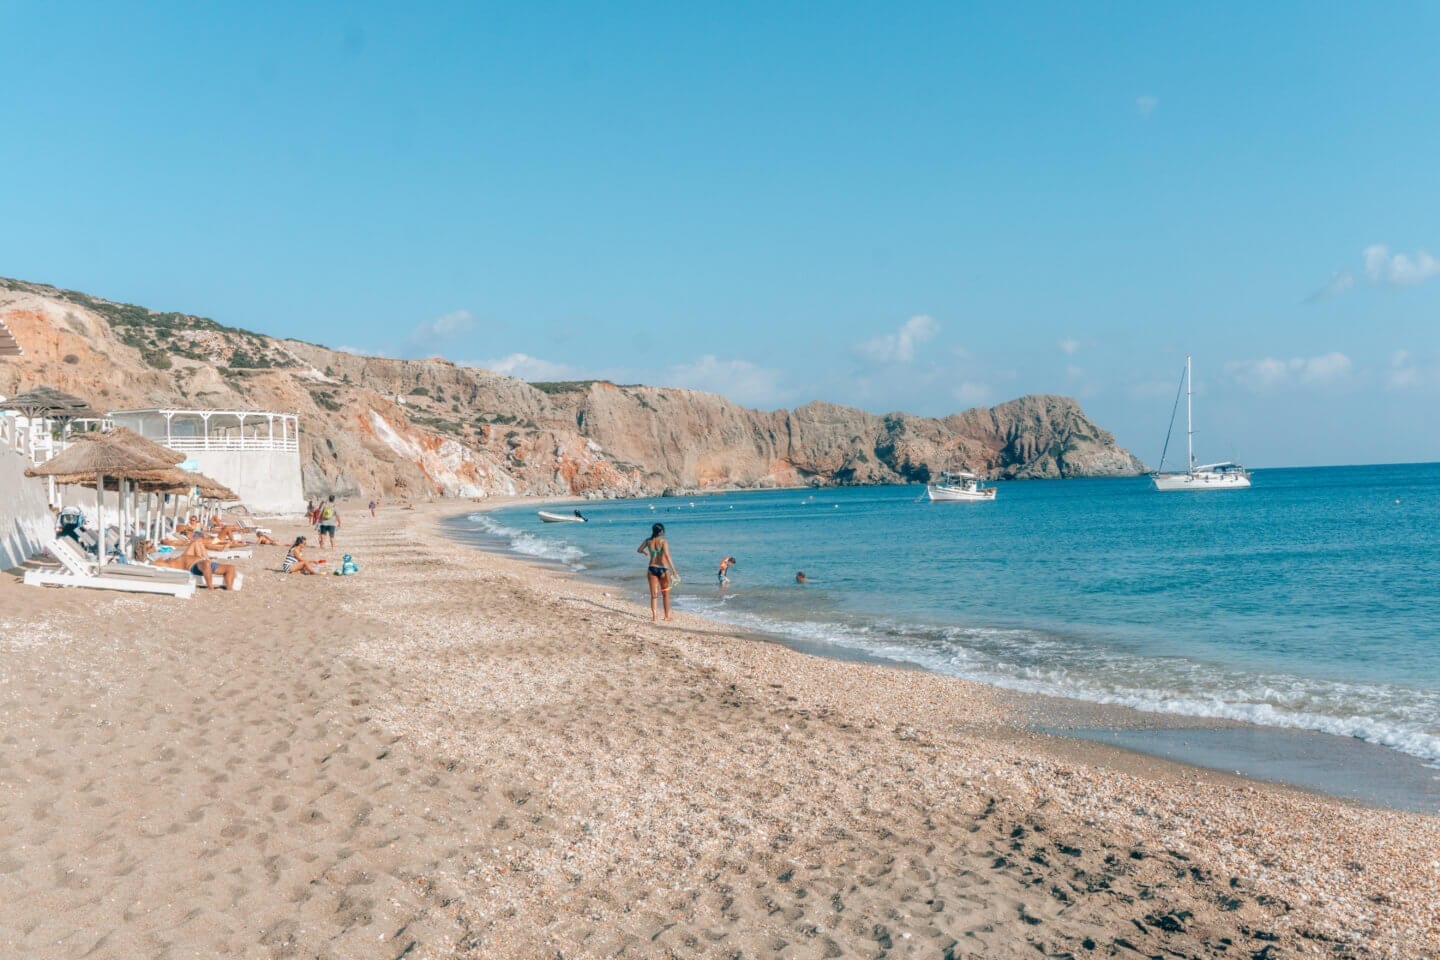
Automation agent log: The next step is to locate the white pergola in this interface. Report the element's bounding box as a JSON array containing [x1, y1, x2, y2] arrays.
[[106, 409, 300, 452]]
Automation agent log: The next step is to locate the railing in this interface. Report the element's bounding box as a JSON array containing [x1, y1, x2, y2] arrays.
[[158, 436, 300, 453]]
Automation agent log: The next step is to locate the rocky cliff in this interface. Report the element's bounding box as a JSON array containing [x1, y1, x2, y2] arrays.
[[0, 277, 1145, 499]]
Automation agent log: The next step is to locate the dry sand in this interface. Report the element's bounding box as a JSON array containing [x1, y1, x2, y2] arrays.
[[0, 499, 1436, 959]]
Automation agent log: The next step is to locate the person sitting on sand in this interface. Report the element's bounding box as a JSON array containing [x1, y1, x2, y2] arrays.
[[718, 556, 736, 587], [637, 522, 679, 622], [795, 570, 807, 584], [151, 532, 240, 590], [282, 536, 324, 575]]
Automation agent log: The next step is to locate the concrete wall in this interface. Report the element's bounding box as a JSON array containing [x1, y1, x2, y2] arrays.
[[188, 449, 306, 516], [0, 448, 52, 571]]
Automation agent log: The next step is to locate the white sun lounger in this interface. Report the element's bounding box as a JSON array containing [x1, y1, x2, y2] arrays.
[[24, 539, 196, 599]]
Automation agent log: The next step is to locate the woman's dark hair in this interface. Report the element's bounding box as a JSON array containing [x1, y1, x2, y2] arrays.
[[652, 523, 665, 537], [291, 536, 306, 548]]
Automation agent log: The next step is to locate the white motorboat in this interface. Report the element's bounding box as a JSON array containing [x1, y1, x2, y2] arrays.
[[1151, 356, 1250, 491], [926, 471, 997, 502], [538, 510, 587, 523]]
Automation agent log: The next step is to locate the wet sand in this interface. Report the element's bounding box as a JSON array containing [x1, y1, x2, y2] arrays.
[[0, 499, 1436, 958]]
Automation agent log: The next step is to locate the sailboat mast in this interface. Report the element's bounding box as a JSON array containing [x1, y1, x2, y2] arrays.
[[1185, 355, 1194, 472]]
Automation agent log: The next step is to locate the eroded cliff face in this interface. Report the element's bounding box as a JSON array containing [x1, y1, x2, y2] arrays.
[[0, 277, 1145, 500]]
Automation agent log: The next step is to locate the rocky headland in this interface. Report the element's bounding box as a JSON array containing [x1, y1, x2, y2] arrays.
[[0, 277, 1144, 499]]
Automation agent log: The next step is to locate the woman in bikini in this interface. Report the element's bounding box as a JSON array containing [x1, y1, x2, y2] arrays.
[[637, 522, 679, 622], [283, 536, 324, 575]]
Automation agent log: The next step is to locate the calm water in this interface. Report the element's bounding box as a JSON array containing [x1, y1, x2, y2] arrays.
[[452, 464, 1440, 766]]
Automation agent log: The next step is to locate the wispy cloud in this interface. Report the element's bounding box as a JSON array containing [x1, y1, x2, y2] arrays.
[[857, 314, 939, 364], [1311, 245, 1440, 301], [1135, 95, 1159, 118], [1057, 337, 1081, 355], [1387, 350, 1419, 390], [665, 355, 790, 408], [1363, 244, 1440, 287], [1303, 270, 1354, 304], [952, 381, 991, 407], [482, 352, 578, 381], [1226, 352, 1352, 390], [335, 345, 393, 358], [409, 309, 476, 348]]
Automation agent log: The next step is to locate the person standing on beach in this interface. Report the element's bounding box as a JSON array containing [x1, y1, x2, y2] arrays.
[[368, 499, 377, 518], [637, 522, 679, 622], [318, 495, 340, 549]]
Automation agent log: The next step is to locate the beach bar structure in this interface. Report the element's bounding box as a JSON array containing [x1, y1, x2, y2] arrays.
[[106, 409, 305, 515]]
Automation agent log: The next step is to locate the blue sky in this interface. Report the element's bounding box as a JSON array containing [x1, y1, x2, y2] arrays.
[[2, 2, 1438, 467]]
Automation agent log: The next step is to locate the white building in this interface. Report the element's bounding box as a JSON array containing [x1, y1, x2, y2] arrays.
[[107, 409, 306, 515]]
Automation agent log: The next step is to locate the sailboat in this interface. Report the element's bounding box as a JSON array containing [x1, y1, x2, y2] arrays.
[[1151, 355, 1250, 491]]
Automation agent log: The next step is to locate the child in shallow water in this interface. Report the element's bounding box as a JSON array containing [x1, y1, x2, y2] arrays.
[[717, 556, 736, 586]]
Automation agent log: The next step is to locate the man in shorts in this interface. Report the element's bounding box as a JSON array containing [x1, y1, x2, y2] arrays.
[[318, 495, 340, 549]]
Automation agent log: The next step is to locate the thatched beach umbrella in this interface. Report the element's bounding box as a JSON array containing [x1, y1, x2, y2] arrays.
[[125, 468, 239, 540], [26, 433, 177, 566], [3, 385, 96, 421], [102, 426, 185, 467], [191, 475, 239, 502]]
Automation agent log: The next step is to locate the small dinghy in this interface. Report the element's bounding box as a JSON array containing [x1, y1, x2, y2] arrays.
[[538, 510, 587, 523]]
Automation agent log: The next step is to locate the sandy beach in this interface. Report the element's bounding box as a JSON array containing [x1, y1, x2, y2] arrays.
[[1, 499, 1436, 959]]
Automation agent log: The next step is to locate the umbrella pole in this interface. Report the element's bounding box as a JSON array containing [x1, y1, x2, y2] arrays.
[[95, 471, 105, 569], [119, 478, 127, 560]]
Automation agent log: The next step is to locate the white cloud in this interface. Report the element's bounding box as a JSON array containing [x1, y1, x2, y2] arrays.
[[1057, 337, 1080, 355], [1363, 244, 1440, 286], [409, 309, 476, 346], [952, 381, 991, 407], [1308, 244, 1440, 300], [1226, 352, 1352, 390], [482, 352, 578, 381], [665, 355, 789, 408], [1387, 350, 1420, 390], [1136, 95, 1159, 118], [1304, 271, 1354, 303], [858, 314, 939, 364]]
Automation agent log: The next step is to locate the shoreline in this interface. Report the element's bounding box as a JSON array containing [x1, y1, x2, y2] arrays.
[[1, 498, 1436, 957], [448, 499, 1440, 815]]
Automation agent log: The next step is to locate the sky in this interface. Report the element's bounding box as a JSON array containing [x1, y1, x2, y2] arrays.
[[2, 2, 1438, 467]]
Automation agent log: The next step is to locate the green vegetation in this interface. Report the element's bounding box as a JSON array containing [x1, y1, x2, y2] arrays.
[[408, 386, 430, 396], [530, 379, 608, 395], [410, 414, 468, 438], [309, 389, 343, 412], [226, 347, 275, 369], [2, 277, 300, 370]]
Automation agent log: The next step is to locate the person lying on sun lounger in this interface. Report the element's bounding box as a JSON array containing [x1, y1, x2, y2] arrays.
[[282, 536, 324, 575], [149, 532, 240, 590]]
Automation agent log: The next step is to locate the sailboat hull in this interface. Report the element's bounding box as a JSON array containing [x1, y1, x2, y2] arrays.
[[927, 484, 997, 501], [1151, 471, 1251, 491]]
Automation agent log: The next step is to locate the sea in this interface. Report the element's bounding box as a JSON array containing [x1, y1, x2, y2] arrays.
[[448, 463, 1440, 790]]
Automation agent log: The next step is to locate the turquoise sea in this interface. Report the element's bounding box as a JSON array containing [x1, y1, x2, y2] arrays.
[[452, 463, 1440, 769]]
